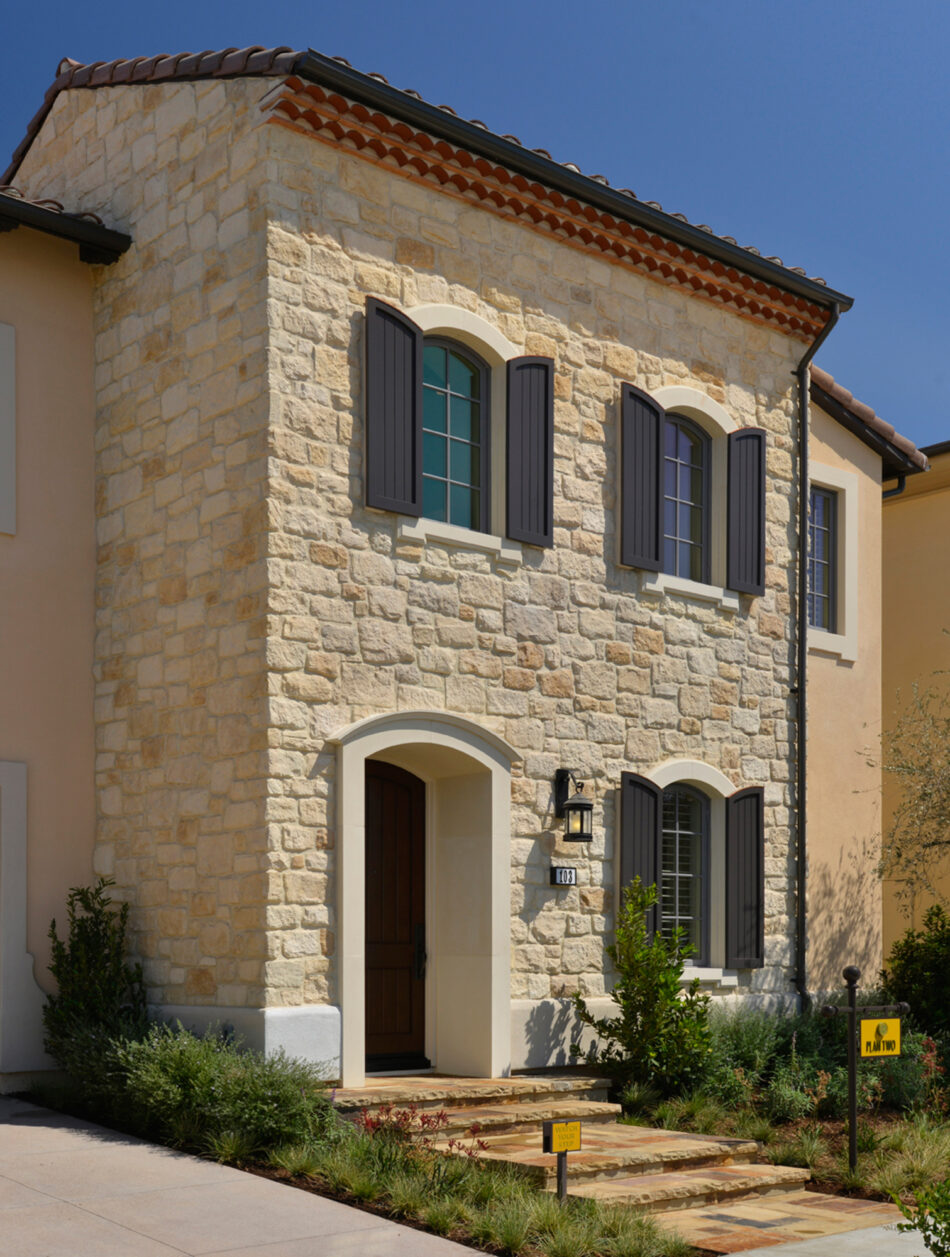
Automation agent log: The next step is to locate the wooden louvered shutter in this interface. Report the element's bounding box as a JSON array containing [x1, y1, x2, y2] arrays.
[[365, 298, 423, 516], [506, 356, 554, 547], [725, 787, 765, 969], [727, 428, 766, 595], [619, 772, 663, 940], [619, 384, 664, 570]]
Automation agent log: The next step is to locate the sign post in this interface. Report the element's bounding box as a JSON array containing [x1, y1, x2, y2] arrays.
[[821, 966, 908, 1173], [542, 1120, 581, 1201]]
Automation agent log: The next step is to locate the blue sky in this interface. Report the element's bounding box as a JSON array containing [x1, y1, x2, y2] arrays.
[[6, 0, 948, 450]]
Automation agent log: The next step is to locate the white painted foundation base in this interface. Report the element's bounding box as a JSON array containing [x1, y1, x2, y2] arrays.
[[159, 1004, 342, 1077]]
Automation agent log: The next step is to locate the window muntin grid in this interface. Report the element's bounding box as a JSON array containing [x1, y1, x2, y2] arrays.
[[422, 341, 489, 532], [663, 415, 710, 583], [660, 785, 709, 964], [808, 486, 837, 632]]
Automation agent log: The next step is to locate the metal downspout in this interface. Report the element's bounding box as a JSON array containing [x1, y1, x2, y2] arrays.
[[882, 474, 907, 500], [794, 303, 841, 1007]]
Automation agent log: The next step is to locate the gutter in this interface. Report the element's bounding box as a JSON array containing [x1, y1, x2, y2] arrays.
[[0, 194, 130, 264], [296, 50, 853, 316], [793, 304, 842, 1007]]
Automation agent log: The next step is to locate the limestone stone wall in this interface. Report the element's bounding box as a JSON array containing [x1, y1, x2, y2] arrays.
[[16, 80, 275, 1009], [16, 76, 805, 1018], [260, 120, 804, 1006]]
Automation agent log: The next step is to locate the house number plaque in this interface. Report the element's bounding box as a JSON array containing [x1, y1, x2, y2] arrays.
[[550, 867, 577, 886]]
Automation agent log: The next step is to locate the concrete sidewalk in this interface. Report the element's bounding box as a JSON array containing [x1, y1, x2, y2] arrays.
[[0, 1095, 472, 1255]]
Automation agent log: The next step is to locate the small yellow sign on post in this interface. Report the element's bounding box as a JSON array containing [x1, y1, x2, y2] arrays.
[[543, 1120, 582, 1154], [860, 1017, 901, 1057]]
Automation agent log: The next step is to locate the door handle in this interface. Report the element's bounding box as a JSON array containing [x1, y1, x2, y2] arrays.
[[414, 924, 427, 981]]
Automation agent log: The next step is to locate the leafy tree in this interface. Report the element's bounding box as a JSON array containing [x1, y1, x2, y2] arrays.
[[880, 681, 950, 910], [571, 877, 711, 1095]]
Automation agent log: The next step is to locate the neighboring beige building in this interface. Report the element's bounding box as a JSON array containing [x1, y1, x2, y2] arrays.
[[0, 189, 129, 1078], [882, 442, 950, 955], [0, 46, 922, 1086], [806, 369, 927, 991]]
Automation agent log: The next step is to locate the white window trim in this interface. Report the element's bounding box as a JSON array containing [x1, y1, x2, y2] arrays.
[[621, 759, 736, 972], [808, 462, 858, 663], [407, 304, 518, 547], [398, 515, 522, 565], [0, 323, 15, 535], [640, 571, 740, 612], [649, 385, 739, 599]]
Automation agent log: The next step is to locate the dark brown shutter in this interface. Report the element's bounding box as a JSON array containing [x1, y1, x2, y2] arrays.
[[620, 384, 664, 570], [365, 298, 422, 516], [506, 356, 554, 547], [727, 428, 766, 595], [725, 787, 765, 969], [619, 772, 663, 940]]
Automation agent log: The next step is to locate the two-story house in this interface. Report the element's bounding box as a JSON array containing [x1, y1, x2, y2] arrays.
[[0, 46, 923, 1088]]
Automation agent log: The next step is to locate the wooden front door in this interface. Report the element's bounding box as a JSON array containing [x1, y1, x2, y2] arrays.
[[364, 761, 429, 1071]]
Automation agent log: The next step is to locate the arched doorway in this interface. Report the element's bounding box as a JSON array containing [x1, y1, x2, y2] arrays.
[[330, 712, 519, 1087]]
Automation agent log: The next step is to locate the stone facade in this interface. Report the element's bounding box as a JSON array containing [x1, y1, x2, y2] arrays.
[[17, 73, 808, 1068]]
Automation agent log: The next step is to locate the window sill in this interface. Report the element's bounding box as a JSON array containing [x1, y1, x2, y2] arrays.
[[398, 516, 523, 565], [680, 967, 739, 989], [640, 571, 740, 613], [807, 627, 857, 664]]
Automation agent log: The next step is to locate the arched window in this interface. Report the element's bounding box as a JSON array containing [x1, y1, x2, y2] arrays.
[[663, 414, 710, 583], [422, 339, 490, 533], [661, 784, 710, 965]]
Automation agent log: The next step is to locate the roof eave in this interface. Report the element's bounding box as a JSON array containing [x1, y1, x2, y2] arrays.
[[810, 380, 926, 478], [0, 194, 130, 264], [295, 49, 853, 315]]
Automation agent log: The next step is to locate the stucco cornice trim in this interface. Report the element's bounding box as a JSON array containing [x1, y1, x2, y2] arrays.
[[328, 710, 521, 765]]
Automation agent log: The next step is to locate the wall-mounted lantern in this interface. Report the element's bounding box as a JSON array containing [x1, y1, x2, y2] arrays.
[[554, 769, 593, 842]]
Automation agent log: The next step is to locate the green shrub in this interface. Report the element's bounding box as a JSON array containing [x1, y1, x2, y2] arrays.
[[571, 878, 711, 1095], [44, 877, 148, 1086], [895, 1176, 950, 1257], [114, 1022, 333, 1155], [765, 1066, 812, 1123], [884, 906, 950, 1062]]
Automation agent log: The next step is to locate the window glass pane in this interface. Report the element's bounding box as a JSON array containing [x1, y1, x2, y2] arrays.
[[450, 396, 476, 442], [423, 477, 446, 521], [423, 387, 447, 433], [664, 498, 677, 537], [678, 503, 693, 540], [664, 537, 677, 573], [679, 541, 693, 577], [665, 422, 677, 456], [688, 545, 704, 582], [450, 440, 479, 487], [449, 484, 478, 529], [688, 506, 703, 546], [448, 351, 479, 399], [423, 432, 446, 478], [689, 465, 704, 504], [813, 493, 825, 526], [423, 345, 446, 389], [665, 460, 677, 496]]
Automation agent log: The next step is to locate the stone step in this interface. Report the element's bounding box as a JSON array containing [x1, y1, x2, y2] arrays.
[[568, 1162, 812, 1213], [332, 1072, 610, 1114], [421, 1098, 621, 1138], [454, 1123, 760, 1187]]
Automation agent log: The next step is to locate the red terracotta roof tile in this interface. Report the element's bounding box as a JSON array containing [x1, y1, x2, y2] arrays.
[[4, 45, 837, 301], [810, 364, 928, 473]]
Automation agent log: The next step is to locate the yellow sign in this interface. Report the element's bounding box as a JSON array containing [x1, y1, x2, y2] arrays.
[[543, 1120, 582, 1153], [860, 1017, 901, 1057]]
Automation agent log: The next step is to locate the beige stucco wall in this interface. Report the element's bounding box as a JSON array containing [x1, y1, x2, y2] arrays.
[[882, 450, 950, 955], [17, 76, 809, 1051], [0, 226, 96, 986], [806, 404, 883, 991]]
